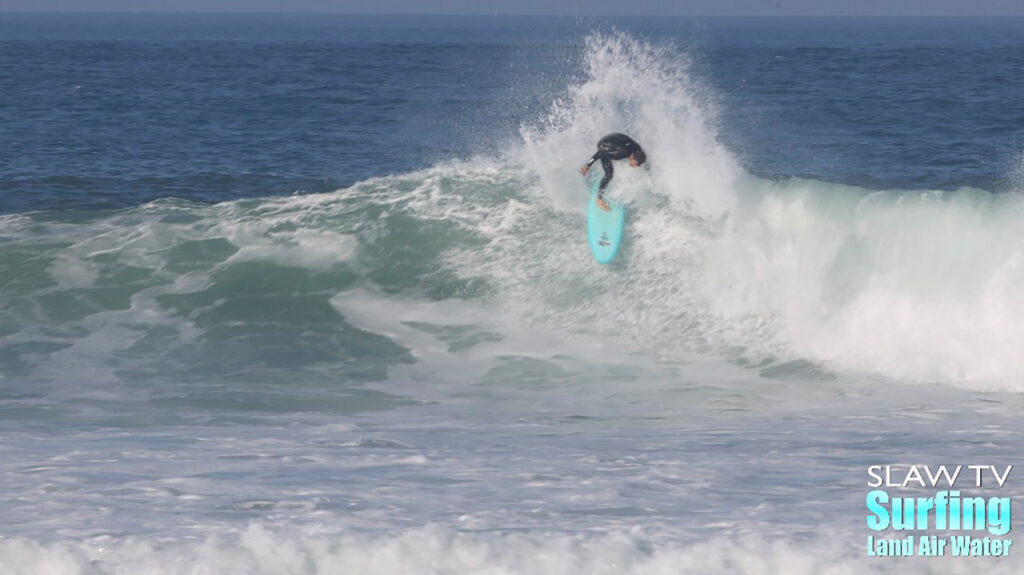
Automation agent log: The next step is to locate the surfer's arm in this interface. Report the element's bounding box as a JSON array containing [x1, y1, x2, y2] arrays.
[[580, 151, 606, 176]]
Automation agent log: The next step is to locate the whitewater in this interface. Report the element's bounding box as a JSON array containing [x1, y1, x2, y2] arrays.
[[2, 15, 1024, 574]]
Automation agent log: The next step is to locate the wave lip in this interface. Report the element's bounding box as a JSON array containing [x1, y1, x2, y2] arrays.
[[705, 181, 1024, 388]]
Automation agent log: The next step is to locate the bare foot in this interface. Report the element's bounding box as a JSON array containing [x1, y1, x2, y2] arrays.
[[596, 197, 611, 211]]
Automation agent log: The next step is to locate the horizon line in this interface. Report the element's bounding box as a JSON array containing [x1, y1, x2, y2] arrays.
[[4, 11, 1024, 17]]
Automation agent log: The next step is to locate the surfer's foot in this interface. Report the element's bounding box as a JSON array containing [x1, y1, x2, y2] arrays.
[[596, 197, 610, 211]]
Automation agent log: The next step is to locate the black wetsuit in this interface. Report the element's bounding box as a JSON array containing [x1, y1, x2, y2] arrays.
[[584, 133, 644, 193]]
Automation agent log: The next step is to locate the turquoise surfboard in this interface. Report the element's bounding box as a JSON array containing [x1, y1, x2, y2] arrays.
[[586, 175, 626, 264]]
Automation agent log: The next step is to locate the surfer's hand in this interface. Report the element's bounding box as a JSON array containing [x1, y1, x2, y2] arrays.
[[580, 164, 590, 176]]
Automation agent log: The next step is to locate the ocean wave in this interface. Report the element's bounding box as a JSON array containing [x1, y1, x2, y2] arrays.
[[0, 524, 1015, 575], [4, 32, 1024, 394]]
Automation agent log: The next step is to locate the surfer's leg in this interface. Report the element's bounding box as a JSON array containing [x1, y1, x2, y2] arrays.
[[596, 159, 613, 211], [599, 158, 613, 190]]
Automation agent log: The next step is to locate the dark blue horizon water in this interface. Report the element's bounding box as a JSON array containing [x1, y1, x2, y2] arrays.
[[2, 13, 1024, 213]]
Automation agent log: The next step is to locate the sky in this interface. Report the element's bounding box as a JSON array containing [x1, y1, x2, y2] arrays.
[[2, 0, 1024, 16]]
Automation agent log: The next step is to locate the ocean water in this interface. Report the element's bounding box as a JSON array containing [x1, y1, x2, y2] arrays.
[[3, 13, 1024, 574]]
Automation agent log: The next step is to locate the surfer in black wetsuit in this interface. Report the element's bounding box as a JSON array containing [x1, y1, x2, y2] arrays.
[[580, 133, 646, 211]]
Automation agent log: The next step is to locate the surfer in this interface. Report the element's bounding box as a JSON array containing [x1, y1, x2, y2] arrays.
[[580, 133, 646, 211]]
